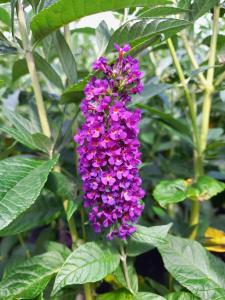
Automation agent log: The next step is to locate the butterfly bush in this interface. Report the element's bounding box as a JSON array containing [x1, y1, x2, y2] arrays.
[[74, 44, 145, 239]]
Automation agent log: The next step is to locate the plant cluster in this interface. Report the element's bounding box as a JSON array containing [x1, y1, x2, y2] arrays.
[[0, 0, 225, 300]]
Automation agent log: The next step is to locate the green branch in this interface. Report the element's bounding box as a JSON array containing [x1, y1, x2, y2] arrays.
[[167, 38, 202, 177], [17, 0, 51, 138]]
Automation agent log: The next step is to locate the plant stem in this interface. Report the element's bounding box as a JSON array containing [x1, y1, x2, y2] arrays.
[[79, 208, 92, 300], [190, 5, 220, 240], [62, 199, 79, 243], [167, 38, 203, 240], [167, 38, 201, 174], [83, 284, 93, 300], [18, 234, 31, 259], [189, 201, 200, 240], [17, 0, 51, 138], [64, 24, 71, 48], [180, 33, 208, 88], [120, 245, 133, 293], [200, 5, 220, 154], [80, 207, 87, 241]]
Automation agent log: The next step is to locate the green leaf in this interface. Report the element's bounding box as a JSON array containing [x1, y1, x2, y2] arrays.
[[166, 292, 200, 300], [130, 224, 172, 247], [47, 172, 81, 221], [96, 20, 111, 56], [134, 292, 166, 300], [158, 235, 225, 299], [132, 82, 171, 105], [136, 104, 191, 139], [45, 241, 71, 260], [0, 39, 17, 54], [0, 252, 64, 299], [97, 289, 133, 300], [31, 0, 173, 41], [60, 78, 87, 104], [191, 0, 218, 20], [12, 58, 28, 81], [31, 133, 53, 154], [139, 6, 190, 18], [12, 52, 64, 89], [0, 191, 61, 236], [106, 18, 191, 53], [1, 109, 52, 153], [52, 242, 120, 295], [0, 155, 58, 230], [153, 176, 225, 206], [33, 52, 64, 89], [127, 239, 154, 257], [186, 176, 225, 201], [53, 31, 78, 85], [153, 179, 188, 207], [113, 264, 138, 293], [0, 7, 10, 27]]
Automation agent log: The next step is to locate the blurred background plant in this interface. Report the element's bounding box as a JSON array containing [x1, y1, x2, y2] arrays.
[[0, 0, 225, 299]]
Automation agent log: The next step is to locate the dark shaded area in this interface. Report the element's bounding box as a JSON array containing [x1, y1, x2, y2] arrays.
[[135, 248, 167, 285], [96, 281, 113, 294]]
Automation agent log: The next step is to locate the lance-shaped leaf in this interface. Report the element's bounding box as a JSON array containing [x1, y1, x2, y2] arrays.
[[166, 292, 200, 299], [30, 0, 172, 41], [1, 108, 52, 153], [60, 77, 88, 104], [12, 52, 64, 89], [0, 191, 62, 236], [136, 104, 191, 140], [134, 293, 166, 300], [113, 264, 138, 293], [158, 235, 225, 299], [138, 6, 190, 18], [106, 18, 191, 53], [0, 155, 58, 230], [52, 242, 120, 295], [46, 172, 81, 221], [0, 252, 64, 299], [97, 289, 133, 300], [53, 31, 78, 84], [130, 224, 172, 246], [190, 0, 218, 20], [0, 7, 10, 27]]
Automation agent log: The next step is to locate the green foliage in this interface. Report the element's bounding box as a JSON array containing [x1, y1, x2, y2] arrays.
[[12, 52, 64, 89], [0, 155, 58, 230], [0, 191, 62, 236], [1, 108, 52, 153], [113, 264, 138, 293], [0, 0, 224, 298], [53, 31, 78, 85], [30, 0, 172, 40], [158, 235, 225, 299], [131, 224, 172, 246], [153, 176, 225, 206], [106, 18, 191, 52], [166, 292, 200, 300], [52, 242, 120, 295], [0, 252, 64, 299]]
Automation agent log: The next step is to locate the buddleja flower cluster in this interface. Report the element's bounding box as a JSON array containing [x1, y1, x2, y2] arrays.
[[74, 44, 145, 240]]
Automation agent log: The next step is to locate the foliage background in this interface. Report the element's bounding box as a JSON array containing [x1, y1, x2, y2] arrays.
[[0, 0, 225, 299]]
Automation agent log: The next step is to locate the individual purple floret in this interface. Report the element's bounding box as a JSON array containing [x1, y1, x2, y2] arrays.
[[74, 44, 145, 240]]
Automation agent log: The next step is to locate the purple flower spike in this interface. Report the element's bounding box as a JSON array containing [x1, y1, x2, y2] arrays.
[[74, 44, 145, 240]]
